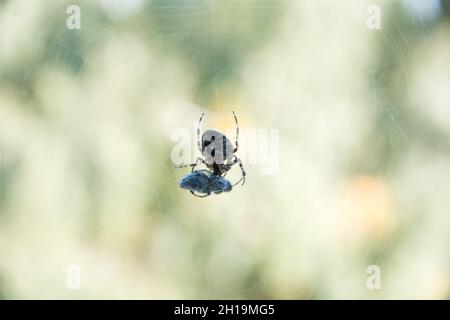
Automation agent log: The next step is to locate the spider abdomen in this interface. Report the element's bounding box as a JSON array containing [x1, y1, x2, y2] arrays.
[[201, 129, 234, 165]]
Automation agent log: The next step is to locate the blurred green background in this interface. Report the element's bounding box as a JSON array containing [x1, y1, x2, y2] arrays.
[[0, 0, 449, 299]]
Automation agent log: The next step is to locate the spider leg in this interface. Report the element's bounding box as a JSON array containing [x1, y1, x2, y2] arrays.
[[190, 190, 210, 198], [197, 112, 205, 153], [174, 157, 205, 170], [190, 157, 207, 173], [234, 157, 246, 186], [225, 156, 246, 186], [232, 111, 239, 153]]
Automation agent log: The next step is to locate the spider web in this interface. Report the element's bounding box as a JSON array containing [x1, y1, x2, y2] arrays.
[[0, 0, 449, 300]]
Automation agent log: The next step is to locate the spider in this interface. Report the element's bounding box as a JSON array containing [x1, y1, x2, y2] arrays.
[[176, 111, 246, 198]]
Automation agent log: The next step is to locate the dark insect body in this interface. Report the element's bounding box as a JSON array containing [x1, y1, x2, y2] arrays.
[[179, 170, 232, 196]]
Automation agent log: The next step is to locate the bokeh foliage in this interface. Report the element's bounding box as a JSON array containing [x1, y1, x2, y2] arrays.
[[0, 0, 449, 299]]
